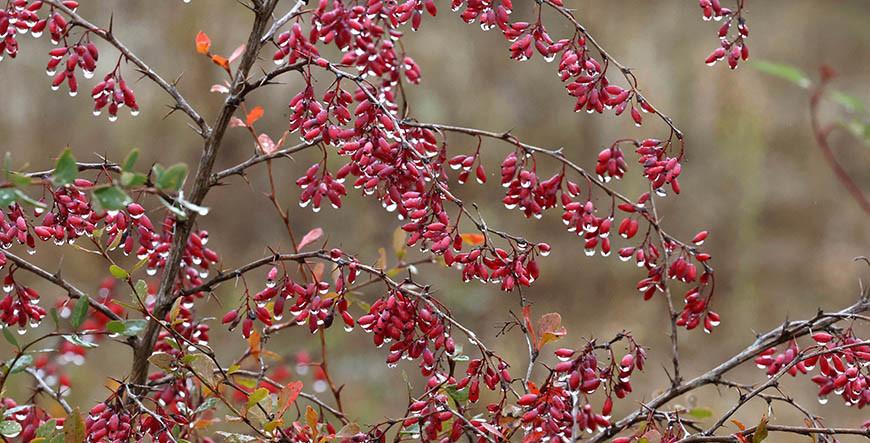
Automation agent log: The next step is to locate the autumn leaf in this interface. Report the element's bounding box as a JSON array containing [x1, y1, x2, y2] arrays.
[[535, 312, 567, 351], [752, 415, 768, 443], [211, 55, 229, 70], [195, 31, 211, 54], [277, 381, 304, 417], [247, 331, 261, 357], [257, 134, 276, 154], [460, 233, 485, 246], [298, 227, 323, 250], [246, 105, 264, 127]]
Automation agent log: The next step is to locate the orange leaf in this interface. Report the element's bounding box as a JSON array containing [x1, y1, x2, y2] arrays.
[[247, 331, 261, 357], [460, 233, 485, 246], [195, 31, 211, 54], [211, 55, 229, 70], [246, 105, 264, 127], [731, 419, 746, 431]]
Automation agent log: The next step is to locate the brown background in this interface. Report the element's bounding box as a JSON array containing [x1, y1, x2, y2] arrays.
[[1, 0, 869, 439]]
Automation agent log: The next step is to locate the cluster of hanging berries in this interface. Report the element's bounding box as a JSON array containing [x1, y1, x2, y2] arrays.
[[2, 399, 59, 442], [46, 40, 97, 97], [1, 0, 139, 119], [458, 357, 512, 402], [516, 337, 643, 439], [699, 0, 750, 69], [154, 294, 210, 354], [1, 1, 79, 60], [755, 331, 869, 408], [223, 254, 357, 336], [296, 162, 347, 212], [90, 67, 139, 120], [311, 0, 425, 84], [85, 401, 132, 442], [500, 152, 565, 219], [357, 289, 456, 374], [448, 244, 546, 292], [404, 392, 468, 441], [635, 139, 683, 196], [1, 270, 46, 331]]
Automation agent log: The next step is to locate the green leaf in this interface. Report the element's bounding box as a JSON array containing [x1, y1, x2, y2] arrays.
[[155, 163, 188, 192], [0, 189, 16, 207], [70, 297, 89, 329], [120, 171, 147, 188], [215, 432, 257, 443], [178, 198, 210, 216], [751, 60, 811, 88], [134, 280, 149, 302], [247, 387, 270, 408], [194, 397, 220, 415], [36, 419, 58, 438], [443, 385, 469, 404], [753, 415, 769, 443], [105, 319, 147, 336], [4, 354, 33, 375], [1, 327, 18, 349], [49, 308, 60, 330], [92, 186, 131, 212], [52, 148, 77, 186], [148, 352, 176, 372], [188, 354, 218, 387], [12, 190, 47, 208], [62, 335, 99, 349], [7, 172, 32, 187], [122, 149, 140, 172], [829, 90, 866, 114], [688, 407, 713, 419], [0, 420, 22, 438], [108, 264, 129, 279], [159, 197, 188, 220]]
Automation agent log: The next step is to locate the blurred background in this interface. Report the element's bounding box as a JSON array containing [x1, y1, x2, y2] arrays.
[[1, 0, 869, 440]]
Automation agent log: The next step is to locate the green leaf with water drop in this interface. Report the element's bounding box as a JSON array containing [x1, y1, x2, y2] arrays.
[[52, 148, 78, 186]]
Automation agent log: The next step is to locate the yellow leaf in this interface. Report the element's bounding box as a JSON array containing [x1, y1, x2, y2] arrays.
[[195, 31, 211, 54], [305, 406, 319, 438]]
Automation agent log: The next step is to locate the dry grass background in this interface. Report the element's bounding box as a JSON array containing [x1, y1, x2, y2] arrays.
[[1, 0, 869, 440]]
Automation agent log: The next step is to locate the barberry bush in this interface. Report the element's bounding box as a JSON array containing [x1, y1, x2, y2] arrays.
[[0, 0, 868, 442]]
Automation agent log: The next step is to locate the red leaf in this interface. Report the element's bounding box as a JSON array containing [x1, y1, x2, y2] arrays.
[[278, 380, 304, 417], [298, 228, 324, 250], [246, 106, 264, 126], [195, 31, 211, 54]]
